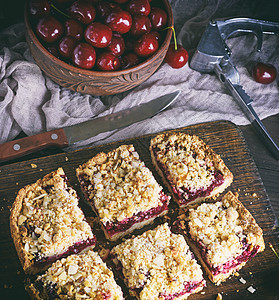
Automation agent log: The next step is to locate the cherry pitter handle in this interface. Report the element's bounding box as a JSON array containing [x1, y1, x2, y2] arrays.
[[190, 17, 279, 160], [216, 18, 279, 52], [215, 63, 279, 160]]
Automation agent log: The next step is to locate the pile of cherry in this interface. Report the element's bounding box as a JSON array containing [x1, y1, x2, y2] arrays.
[[28, 0, 188, 71]]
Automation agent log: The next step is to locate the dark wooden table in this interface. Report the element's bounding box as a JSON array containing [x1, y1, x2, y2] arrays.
[[239, 114, 279, 223], [0, 117, 278, 300]]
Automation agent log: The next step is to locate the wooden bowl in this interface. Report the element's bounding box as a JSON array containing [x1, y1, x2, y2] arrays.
[[24, 1, 173, 96]]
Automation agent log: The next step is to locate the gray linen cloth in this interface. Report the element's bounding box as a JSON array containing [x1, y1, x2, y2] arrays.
[[0, 0, 278, 151]]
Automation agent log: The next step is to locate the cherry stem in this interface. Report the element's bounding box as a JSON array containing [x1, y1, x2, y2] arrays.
[[51, 4, 70, 19], [269, 243, 279, 259], [164, 26, 178, 51]]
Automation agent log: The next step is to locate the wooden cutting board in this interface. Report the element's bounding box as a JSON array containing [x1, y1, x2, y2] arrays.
[[0, 120, 278, 300]]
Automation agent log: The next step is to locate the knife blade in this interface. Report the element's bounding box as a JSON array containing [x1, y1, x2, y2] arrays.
[[0, 91, 180, 162]]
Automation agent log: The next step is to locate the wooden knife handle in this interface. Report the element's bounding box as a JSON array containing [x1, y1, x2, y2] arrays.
[[0, 129, 69, 162]]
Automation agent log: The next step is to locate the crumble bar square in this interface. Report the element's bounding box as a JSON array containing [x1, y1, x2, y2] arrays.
[[10, 168, 96, 274], [27, 250, 124, 300], [150, 132, 233, 207], [76, 145, 170, 241], [174, 191, 265, 285], [111, 223, 206, 300]]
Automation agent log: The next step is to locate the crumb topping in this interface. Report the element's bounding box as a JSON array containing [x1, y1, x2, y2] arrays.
[[76, 145, 165, 224], [151, 133, 230, 192], [17, 168, 94, 261], [111, 223, 204, 299], [186, 192, 264, 267], [37, 250, 123, 299]]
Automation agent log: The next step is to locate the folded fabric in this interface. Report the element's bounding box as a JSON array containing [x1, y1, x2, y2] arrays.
[[0, 0, 278, 151]]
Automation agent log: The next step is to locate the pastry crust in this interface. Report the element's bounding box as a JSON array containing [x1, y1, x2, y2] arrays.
[[10, 168, 95, 274], [26, 250, 124, 300], [150, 132, 233, 207], [100, 211, 168, 242], [76, 145, 170, 241], [25, 282, 41, 300], [175, 191, 265, 285], [10, 185, 35, 274], [111, 223, 206, 299]]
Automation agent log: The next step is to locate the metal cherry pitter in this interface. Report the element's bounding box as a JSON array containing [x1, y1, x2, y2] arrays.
[[190, 17, 279, 160]]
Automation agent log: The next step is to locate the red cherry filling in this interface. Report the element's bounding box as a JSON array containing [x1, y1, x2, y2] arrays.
[[212, 244, 260, 275], [34, 236, 96, 267], [172, 171, 224, 205], [103, 192, 169, 237], [193, 237, 260, 276], [72, 43, 96, 69], [85, 22, 112, 48]]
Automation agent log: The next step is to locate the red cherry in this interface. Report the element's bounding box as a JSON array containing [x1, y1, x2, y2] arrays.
[[36, 16, 64, 43], [96, 52, 121, 71], [134, 32, 159, 57], [105, 10, 132, 34], [165, 43, 188, 69], [68, 0, 96, 24], [124, 37, 136, 52], [127, 0, 151, 16], [53, 0, 72, 3], [149, 7, 168, 30], [47, 45, 59, 57], [58, 36, 78, 59], [72, 43, 96, 69], [85, 22, 112, 48], [130, 15, 152, 37], [106, 33, 125, 56], [121, 52, 139, 69], [252, 62, 277, 84], [148, 31, 161, 42], [96, 1, 121, 19], [64, 19, 83, 41], [113, 0, 129, 3], [29, 0, 50, 19]]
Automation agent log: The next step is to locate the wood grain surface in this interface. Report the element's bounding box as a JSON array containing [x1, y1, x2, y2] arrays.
[[0, 120, 278, 300]]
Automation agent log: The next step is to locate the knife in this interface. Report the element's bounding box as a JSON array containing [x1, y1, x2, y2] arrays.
[[0, 91, 180, 162]]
